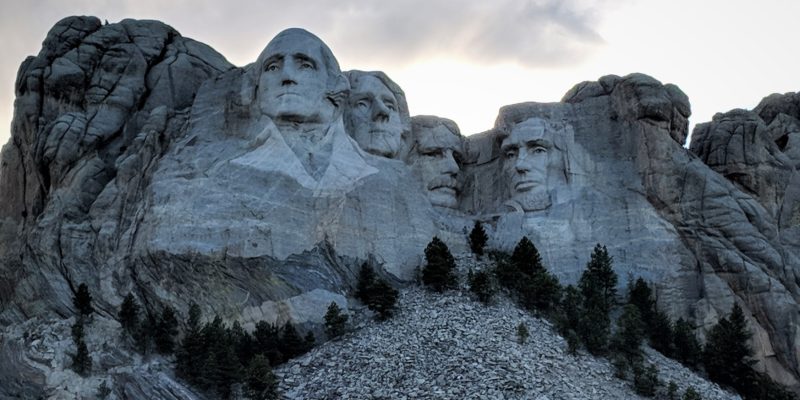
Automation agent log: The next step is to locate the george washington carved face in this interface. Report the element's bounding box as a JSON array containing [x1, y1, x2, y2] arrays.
[[255, 28, 345, 126]]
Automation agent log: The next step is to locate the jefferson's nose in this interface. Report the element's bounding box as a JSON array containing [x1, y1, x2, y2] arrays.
[[372, 101, 390, 122]]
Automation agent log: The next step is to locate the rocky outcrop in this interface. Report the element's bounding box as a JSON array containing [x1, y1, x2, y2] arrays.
[[277, 285, 739, 400], [0, 17, 799, 397]]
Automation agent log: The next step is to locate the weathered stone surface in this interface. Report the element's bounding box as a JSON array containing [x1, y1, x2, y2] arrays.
[[0, 17, 799, 397]]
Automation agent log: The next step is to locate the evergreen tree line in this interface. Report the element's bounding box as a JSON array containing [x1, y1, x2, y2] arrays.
[[173, 303, 308, 399], [356, 262, 399, 320], [461, 226, 796, 400]]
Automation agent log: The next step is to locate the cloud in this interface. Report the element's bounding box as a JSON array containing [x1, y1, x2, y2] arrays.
[[0, 0, 615, 144]]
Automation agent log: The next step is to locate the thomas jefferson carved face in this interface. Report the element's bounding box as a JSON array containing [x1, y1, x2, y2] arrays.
[[345, 73, 405, 158], [500, 118, 563, 211], [256, 29, 339, 125], [408, 119, 464, 209]]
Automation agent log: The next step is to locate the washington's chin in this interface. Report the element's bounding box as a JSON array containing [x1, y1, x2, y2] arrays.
[[262, 98, 330, 123], [360, 140, 401, 159], [428, 188, 458, 209]]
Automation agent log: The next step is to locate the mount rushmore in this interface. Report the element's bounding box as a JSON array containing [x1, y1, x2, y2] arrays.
[[0, 16, 798, 395]]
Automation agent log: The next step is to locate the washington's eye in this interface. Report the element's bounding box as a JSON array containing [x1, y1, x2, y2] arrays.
[[423, 149, 443, 157], [265, 62, 279, 72], [504, 149, 518, 158]]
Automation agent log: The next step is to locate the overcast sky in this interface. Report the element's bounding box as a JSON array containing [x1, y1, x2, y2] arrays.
[[1, 0, 799, 147]]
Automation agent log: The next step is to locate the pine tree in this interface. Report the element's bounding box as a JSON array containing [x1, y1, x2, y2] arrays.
[[231, 320, 256, 368], [254, 321, 283, 366], [511, 236, 543, 276], [71, 317, 85, 344], [155, 306, 179, 354], [304, 331, 316, 351], [649, 309, 674, 357], [494, 256, 520, 291], [703, 303, 756, 391], [611, 304, 645, 364], [134, 313, 155, 355], [468, 269, 494, 304], [672, 318, 701, 368], [580, 244, 617, 313], [213, 329, 242, 398], [279, 323, 305, 360], [356, 262, 376, 303], [519, 269, 561, 314], [246, 354, 280, 400], [468, 220, 488, 256], [367, 279, 398, 320], [575, 244, 617, 355], [73, 283, 94, 316], [71, 338, 92, 376], [70, 316, 91, 376], [324, 302, 348, 339], [422, 236, 458, 292], [118, 293, 140, 335], [176, 303, 205, 383], [627, 278, 655, 325]]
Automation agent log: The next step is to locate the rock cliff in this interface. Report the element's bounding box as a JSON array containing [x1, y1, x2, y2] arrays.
[[0, 16, 798, 397]]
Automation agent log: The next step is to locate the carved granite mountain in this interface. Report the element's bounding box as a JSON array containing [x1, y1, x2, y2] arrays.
[[0, 16, 798, 397]]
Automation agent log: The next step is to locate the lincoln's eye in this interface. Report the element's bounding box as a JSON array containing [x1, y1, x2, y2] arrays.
[[300, 61, 315, 70]]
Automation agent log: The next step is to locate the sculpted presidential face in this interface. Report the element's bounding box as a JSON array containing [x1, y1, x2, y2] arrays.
[[256, 29, 341, 125], [501, 118, 564, 212], [408, 118, 464, 209], [345, 71, 406, 158]]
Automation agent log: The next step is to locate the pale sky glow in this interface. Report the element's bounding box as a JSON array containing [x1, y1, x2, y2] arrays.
[[1, 0, 800, 147]]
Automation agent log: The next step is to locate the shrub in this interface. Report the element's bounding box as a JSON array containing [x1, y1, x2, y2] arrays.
[[683, 386, 701, 400], [468, 269, 494, 304], [516, 322, 529, 344]]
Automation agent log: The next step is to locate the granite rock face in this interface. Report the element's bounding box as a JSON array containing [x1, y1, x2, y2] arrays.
[[0, 17, 799, 397]]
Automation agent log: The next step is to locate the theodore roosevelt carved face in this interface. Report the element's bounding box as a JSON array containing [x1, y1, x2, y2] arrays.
[[344, 71, 408, 158], [408, 117, 464, 209]]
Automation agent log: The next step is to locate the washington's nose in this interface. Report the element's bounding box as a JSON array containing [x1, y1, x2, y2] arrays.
[[372, 102, 390, 122], [280, 65, 298, 86]]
